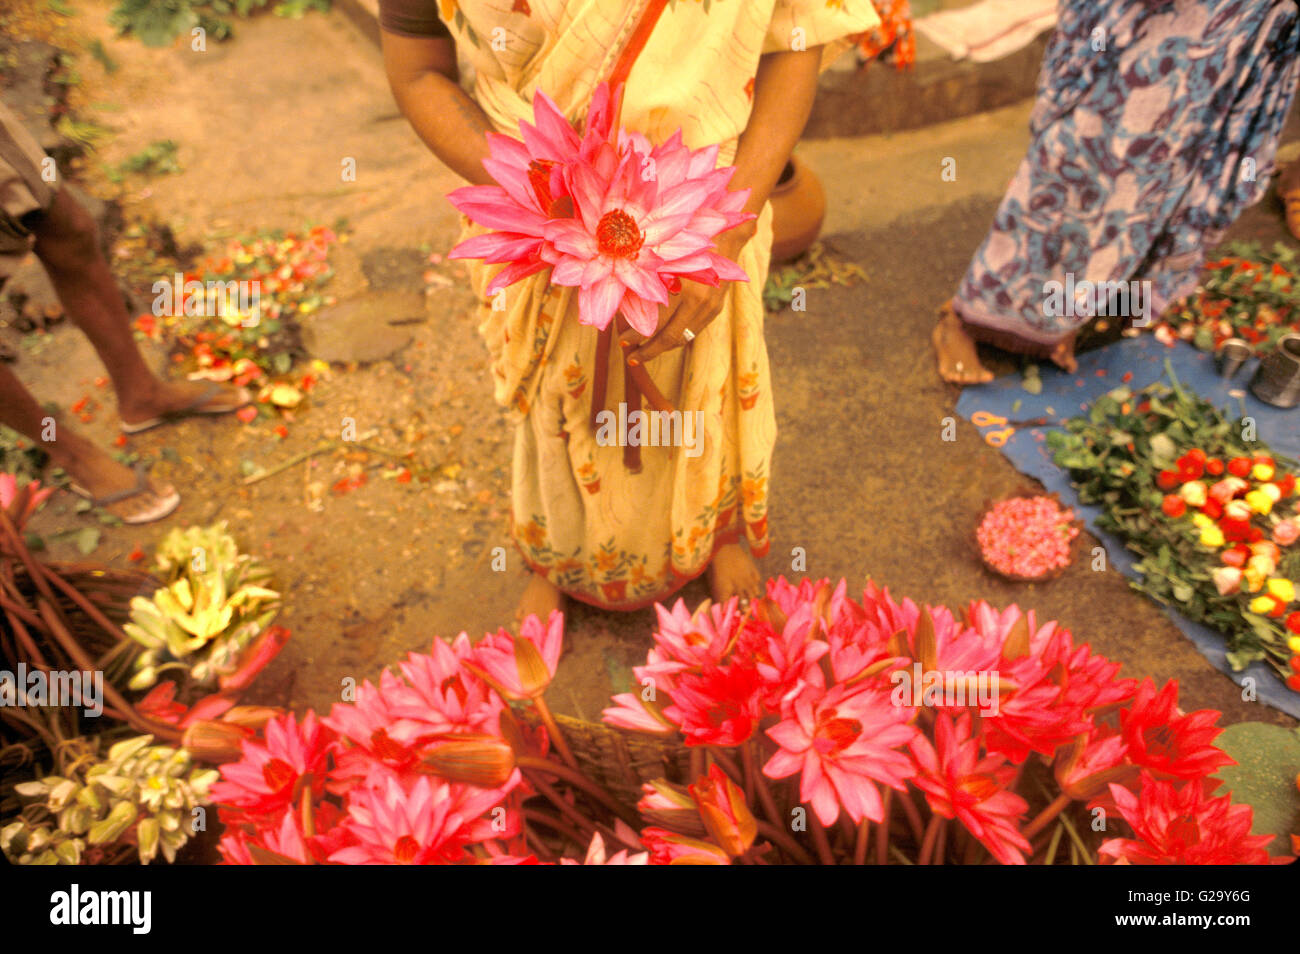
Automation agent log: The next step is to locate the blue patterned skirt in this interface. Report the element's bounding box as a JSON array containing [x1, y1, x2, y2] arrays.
[[953, 0, 1300, 350]]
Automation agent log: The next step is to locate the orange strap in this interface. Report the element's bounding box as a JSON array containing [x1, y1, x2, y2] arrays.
[[588, 0, 676, 472]]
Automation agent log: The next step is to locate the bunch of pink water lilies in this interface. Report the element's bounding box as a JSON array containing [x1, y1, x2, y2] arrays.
[[211, 577, 1280, 865], [447, 82, 754, 335]]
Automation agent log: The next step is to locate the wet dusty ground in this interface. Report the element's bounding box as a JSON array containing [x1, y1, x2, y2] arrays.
[[8, 2, 1299, 730]]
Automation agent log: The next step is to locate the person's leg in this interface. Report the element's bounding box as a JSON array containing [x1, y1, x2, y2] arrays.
[[0, 361, 178, 522], [29, 189, 247, 427], [1280, 160, 1300, 241], [707, 542, 762, 605], [932, 302, 995, 385], [515, 571, 564, 625]]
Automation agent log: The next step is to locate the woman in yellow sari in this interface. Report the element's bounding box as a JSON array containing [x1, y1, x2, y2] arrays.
[[378, 0, 878, 618]]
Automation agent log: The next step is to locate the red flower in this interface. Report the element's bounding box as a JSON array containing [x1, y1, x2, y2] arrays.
[[1098, 774, 1273, 865], [1160, 495, 1186, 518], [1205, 458, 1224, 476], [1286, 612, 1300, 635], [909, 712, 1031, 865], [1227, 457, 1253, 478], [664, 664, 763, 747], [1175, 454, 1203, 481], [1276, 473, 1296, 497], [1156, 470, 1180, 490], [1119, 680, 1234, 782]]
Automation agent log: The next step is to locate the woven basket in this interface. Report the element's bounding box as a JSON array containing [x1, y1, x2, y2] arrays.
[[528, 710, 690, 805]]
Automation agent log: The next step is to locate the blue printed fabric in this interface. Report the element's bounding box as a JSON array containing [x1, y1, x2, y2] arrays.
[[953, 0, 1300, 346]]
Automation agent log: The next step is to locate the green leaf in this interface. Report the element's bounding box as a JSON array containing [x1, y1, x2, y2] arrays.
[[74, 526, 101, 555], [1212, 722, 1300, 857]]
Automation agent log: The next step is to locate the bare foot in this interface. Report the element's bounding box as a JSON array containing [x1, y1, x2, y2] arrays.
[[1280, 161, 1300, 240], [1049, 333, 1078, 374], [932, 303, 994, 385], [118, 379, 251, 429], [59, 444, 179, 524], [707, 543, 762, 606], [515, 572, 563, 626]]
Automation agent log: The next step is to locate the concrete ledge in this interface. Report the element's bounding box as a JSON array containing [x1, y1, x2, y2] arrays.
[[334, 0, 1047, 139], [805, 33, 1047, 139]]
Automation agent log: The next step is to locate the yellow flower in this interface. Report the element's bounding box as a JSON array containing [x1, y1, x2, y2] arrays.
[[1289, 636, 1300, 654], [1266, 578, 1296, 603], [1244, 490, 1273, 515], [1249, 595, 1275, 615], [1243, 567, 1266, 593], [1252, 462, 1275, 482], [1192, 513, 1213, 529], [1199, 526, 1225, 548]]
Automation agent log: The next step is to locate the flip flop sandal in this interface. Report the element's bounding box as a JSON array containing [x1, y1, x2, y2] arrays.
[[68, 464, 181, 525], [120, 383, 252, 435]]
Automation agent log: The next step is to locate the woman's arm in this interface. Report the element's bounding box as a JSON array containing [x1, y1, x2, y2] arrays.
[[624, 46, 825, 364], [380, 29, 497, 186]]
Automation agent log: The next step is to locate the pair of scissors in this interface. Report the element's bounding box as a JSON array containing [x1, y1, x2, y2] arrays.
[[971, 411, 1049, 447]]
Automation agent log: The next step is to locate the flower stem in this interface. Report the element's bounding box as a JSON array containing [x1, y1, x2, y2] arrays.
[[896, 786, 926, 847], [1023, 790, 1072, 840], [516, 755, 641, 830], [853, 818, 870, 866], [918, 814, 942, 865], [754, 819, 815, 865], [521, 767, 597, 842], [876, 789, 892, 865], [531, 695, 579, 772], [808, 815, 835, 866]]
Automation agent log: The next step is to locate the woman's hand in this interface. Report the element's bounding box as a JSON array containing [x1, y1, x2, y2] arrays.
[[620, 219, 758, 365]]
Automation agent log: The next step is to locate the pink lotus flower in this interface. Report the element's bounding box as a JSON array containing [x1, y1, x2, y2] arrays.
[[209, 712, 335, 823], [639, 827, 731, 865], [663, 663, 763, 747], [639, 596, 741, 692], [329, 772, 502, 865], [1099, 774, 1273, 865], [447, 89, 581, 295], [909, 711, 1031, 865], [0, 473, 53, 528], [601, 691, 676, 735], [763, 682, 917, 827], [448, 82, 754, 335], [560, 831, 649, 866], [543, 112, 754, 333], [1119, 679, 1235, 782], [463, 611, 564, 701]]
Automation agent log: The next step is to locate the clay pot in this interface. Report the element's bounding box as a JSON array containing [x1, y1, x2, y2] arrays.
[[1249, 333, 1300, 408], [768, 155, 826, 264]]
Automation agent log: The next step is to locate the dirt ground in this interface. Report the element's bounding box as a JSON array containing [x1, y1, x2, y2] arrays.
[[5, 1, 1299, 730]]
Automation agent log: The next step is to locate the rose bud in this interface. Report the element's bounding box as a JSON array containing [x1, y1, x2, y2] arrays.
[[1245, 490, 1273, 515], [1221, 545, 1250, 568], [1223, 499, 1253, 522], [1273, 520, 1300, 547], [1161, 495, 1186, 518], [1179, 480, 1208, 507], [638, 780, 708, 837], [1250, 541, 1282, 564], [1266, 578, 1296, 604], [1212, 566, 1243, 596]]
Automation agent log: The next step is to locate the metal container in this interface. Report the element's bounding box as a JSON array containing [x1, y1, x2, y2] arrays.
[[1249, 333, 1300, 409], [1216, 337, 1252, 379]]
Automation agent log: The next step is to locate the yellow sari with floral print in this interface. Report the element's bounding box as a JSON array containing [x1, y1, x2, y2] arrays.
[[445, 0, 878, 609]]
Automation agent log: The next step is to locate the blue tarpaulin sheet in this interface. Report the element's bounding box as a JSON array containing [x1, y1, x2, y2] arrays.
[[956, 335, 1300, 718]]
